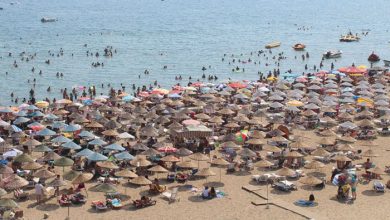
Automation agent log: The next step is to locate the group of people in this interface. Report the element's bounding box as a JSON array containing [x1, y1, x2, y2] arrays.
[[201, 186, 217, 199]]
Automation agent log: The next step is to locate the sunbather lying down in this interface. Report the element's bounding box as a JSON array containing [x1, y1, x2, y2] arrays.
[[294, 194, 317, 207]]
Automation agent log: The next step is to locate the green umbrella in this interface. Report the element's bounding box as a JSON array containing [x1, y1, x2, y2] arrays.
[[63, 170, 81, 181], [33, 145, 52, 152], [14, 153, 34, 163], [0, 198, 18, 208], [0, 188, 7, 197], [54, 157, 74, 167]]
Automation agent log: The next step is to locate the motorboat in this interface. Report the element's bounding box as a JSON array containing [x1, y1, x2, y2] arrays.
[[340, 34, 360, 42], [368, 52, 380, 62], [41, 17, 57, 23], [265, 41, 281, 49], [383, 60, 390, 67], [323, 50, 342, 59], [292, 43, 306, 50]]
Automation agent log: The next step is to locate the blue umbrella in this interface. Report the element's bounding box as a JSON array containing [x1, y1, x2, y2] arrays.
[[30, 111, 45, 117], [15, 111, 27, 117], [51, 135, 72, 143], [168, 94, 182, 99], [27, 121, 44, 128], [50, 121, 67, 129], [63, 124, 81, 132], [62, 141, 82, 150], [122, 95, 135, 102], [13, 117, 30, 125], [88, 139, 107, 146], [79, 130, 95, 139], [75, 148, 94, 157], [25, 105, 39, 111], [87, 152, 108, 161], [10, 125, 22, 133], [0, 107, 14, 113], [44, 113, 59, 120], [36, 128, 56, 136], [104, 143, 125, 151], [114, 151, 134, 161]]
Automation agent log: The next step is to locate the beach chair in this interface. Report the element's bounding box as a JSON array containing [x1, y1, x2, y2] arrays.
[[273, 180, 297, 192], [162, 187, 180, 203], [71, 192, 87, 204], [58, 194, 72, 206], [373, 181, 385, 193], [167, 173, 176, 182], [110, 198, 123, 209], [133, 197, 157, 209]]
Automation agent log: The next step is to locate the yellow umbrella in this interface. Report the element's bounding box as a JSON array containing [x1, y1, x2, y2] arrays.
[[35, 101, 49, 108], [286, 100, 304, 107]]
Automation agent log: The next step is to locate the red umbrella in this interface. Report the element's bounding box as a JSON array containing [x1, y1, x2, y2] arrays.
[[138, 91, 149, 97], [192, 82, 204, 87], [228, 82, 247, 89], [182, 119, 201, 126], [338, 66, 366, 74], [158, 146, 177, 153]]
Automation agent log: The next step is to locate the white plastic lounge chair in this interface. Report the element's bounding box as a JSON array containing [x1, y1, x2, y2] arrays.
[[162, 187, 180, 203]]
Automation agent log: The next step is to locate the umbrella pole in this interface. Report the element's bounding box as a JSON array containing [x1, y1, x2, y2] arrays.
[[266, 183, 269, 209], [219, 167, 222, 182]]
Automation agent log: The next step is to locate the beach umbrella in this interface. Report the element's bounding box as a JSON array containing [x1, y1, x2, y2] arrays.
[[263, 145, 282, 153], [21, 161, 43, 170], [177, 160, 197, 169], [333, 155, 351, 162], [337, 135, 356, 143], [337, 144, 355, 152], [63, 124, 81, 132], [368, 167, 385, 175], [140, 148, 159, 156], [104, 143, 125, 151], [356, 140, 378, 147], [246, 138, 265, 145], [0, 188, 7, 197], [285, 151, 304, 158], [318, 138, 335, 146], [63, 170, 81, 181], [75, 148, 94, 157], [54, 157, 74, 168], [42, 151, 61, 161], [362, 149, 378, 158], [87, 152, 108, 162], [93, 183, 118, 193], [238, 148, 256, 157], [209, 116, 224, 124], [220, 141, 241, 150], [197, 168, 216, 182], [299, 175, 322, 186], [22, 138, 42, 147], [130, 157, 151, 167], [254, 160, 274, 168], [148, 165, 168, 173], [175, 147, 193, 157], [86, 121, 104, 128], [115, 169, 138, 178], [97, 161, 119, 169], [0, 198, 18, 208], [5, 176, 28, 190], [132, 142, 149, 151], [13, 117, 30, 125], [51, 135, 72, 144], [210, 158, 230, 182], [130, 176, 152, 186], [14, 153, 34, 163], [33, 145, 53, 152], [33, 169, 56, 179], [157, 146, 177, 153], [160, 155, 180, 163], [305, 161, 325, 169], [88, 139, 107, 146], [36, 128, 56, 136], [102, 129, 119, 137], [71, 173, 93, 184], [78, 130, 96, 139], [62, 141, 82, 150], [114, 151, 134, 161], [48, 178, 68, 187], [276, 167, 296, 177], [118, 132, 135, 139], [311, 148, 330, 157]]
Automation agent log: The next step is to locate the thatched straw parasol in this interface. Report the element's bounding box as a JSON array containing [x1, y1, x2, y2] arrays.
[[311, 148, 330, 157], [42, 151, 61, 161], [33, 169, 56, 179], [97, 161, 119, 169], [71, 173, 93, 184], [21, 161, 43, 170], [254, 160, 274, 168], [115, 169, 138, 178], [5, 176, 29, 190], [276, 167, 296, 177], [0, 198, 18, 208], [14, 153, 34, 163], [160, 155, 180, 163], [299, 175, 322, 185], [130, 176, 152, 186]]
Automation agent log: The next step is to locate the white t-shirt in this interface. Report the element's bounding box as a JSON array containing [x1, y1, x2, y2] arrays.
[[35, 183, 43, 195], [202, 189, 209, 197]]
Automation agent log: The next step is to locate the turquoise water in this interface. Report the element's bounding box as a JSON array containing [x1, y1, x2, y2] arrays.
[[0, 0, 389, 104]]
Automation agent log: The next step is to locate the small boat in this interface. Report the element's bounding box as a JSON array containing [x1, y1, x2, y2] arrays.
[[41, 17, 57, 23], [339, 34, 360, 42], [292, 43, 306, 50], [384, 60, 390, 67], [265, 41, 281, 49], [323, 50, 342, 59], [368, 52, 380, 62]]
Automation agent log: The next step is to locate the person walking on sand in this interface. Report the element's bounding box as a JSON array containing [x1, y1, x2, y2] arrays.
[[35, 181, 44, 204]]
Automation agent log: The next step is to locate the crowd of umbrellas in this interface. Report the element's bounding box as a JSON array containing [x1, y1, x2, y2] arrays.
[[0, 66, 389, 215]]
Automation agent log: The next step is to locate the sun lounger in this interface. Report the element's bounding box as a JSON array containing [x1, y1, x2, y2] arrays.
[[273, 180, 297, 192], [14, 189, 29, 200], [162, 187, 180, 203], [91, 200, 108, 211], [133, 197, 156, 209], [58, 195, 72, 206], [71, 192, 87, 204], [110, 198, 123, 209]]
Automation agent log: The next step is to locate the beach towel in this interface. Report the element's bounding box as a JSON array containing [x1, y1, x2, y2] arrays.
[[294, 200, 317, 207]]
